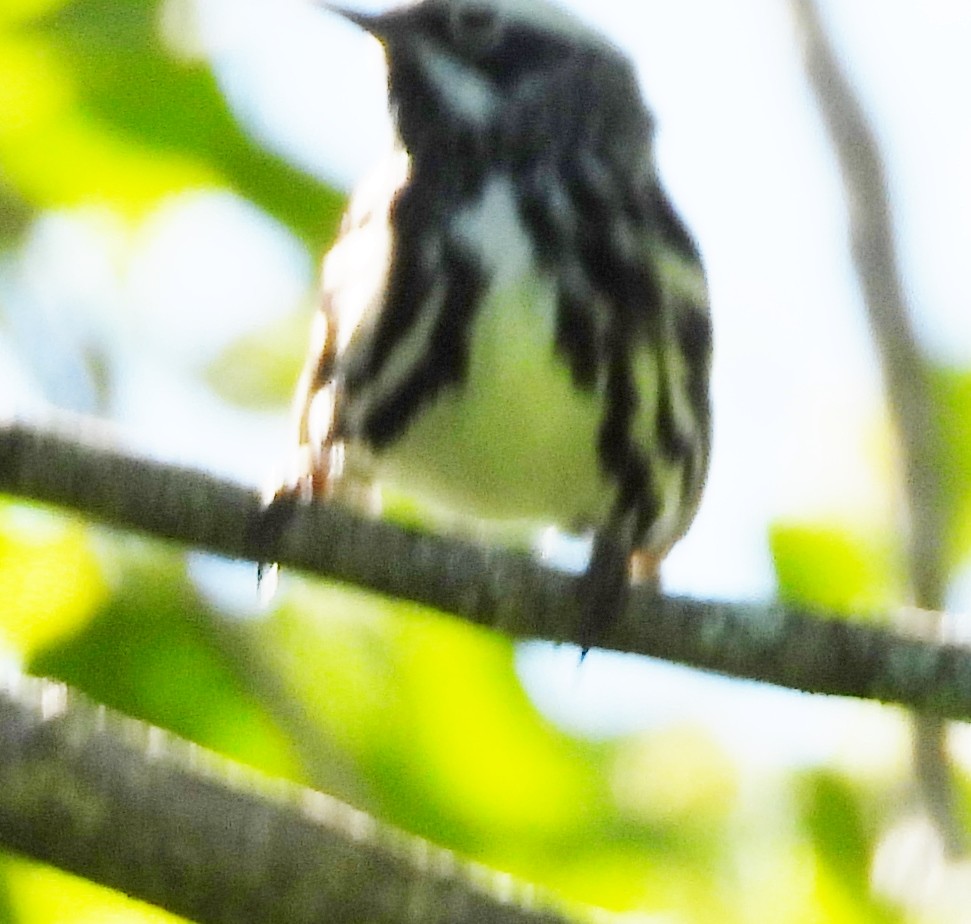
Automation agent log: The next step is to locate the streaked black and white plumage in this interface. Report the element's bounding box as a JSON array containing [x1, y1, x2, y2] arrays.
[[282, 0, 712, 645]]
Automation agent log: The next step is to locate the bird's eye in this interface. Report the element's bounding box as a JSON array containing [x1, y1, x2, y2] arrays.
[[449, 3, 502, 54]]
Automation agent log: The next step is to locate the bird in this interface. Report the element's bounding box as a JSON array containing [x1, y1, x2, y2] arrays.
[[268, 0, 712, 649]]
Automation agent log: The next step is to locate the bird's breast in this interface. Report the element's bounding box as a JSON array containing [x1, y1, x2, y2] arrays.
[[351, 174, 613, 532]]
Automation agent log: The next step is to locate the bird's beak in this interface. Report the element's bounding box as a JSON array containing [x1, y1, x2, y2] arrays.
[[321, 4, 385, 37]]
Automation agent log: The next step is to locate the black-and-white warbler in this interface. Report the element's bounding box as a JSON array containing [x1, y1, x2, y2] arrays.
[[273, 0, 712, 646]]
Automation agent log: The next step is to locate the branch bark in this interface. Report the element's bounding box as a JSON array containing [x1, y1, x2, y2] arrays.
[[2, 415, 971, 719], [0, 668, 575, 924]]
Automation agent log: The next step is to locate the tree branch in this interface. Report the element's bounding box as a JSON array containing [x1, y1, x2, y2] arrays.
[[2, 415, 971, 718], [0, 668, 576, 924], [793, 0, 962, 852]]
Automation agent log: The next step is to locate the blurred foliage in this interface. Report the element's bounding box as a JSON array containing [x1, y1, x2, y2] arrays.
[[0, 0, 343, 250], [798, 773, 872, 898], [770, 362, 971, 617], [932, 366, 971, 565], [0, 512, 912, 923], [204, 308, 311, 408], [0, 502, 108, 655], [770, 522, 905, 616], [0, 853, 183, 924], [29, 544, 302, 780], [0, 176, 32, 248], [0, 0, 970, 921]]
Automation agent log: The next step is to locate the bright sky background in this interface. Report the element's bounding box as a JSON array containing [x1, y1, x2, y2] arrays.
[[6, 0, 971, 758]]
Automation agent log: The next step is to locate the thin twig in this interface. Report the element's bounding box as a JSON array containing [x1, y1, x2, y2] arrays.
[[2, 415, 971, 718]]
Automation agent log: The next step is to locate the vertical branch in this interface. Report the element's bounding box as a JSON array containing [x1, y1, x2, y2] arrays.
[[791, 0, 961, 853]]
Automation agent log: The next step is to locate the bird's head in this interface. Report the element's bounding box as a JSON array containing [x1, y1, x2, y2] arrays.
[[325, 0, 625, 140]]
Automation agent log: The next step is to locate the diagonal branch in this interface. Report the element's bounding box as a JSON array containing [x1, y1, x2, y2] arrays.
[[0, 668, 577, 924], [2, 415, 971, 718], [793, 0, 961, 852], [792, 0, 947, 607]]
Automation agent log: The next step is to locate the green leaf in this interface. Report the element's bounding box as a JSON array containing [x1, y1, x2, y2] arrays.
[[770, 521, 904, 615], [1, 0, 344, 249], [1, 853, 184, 924], [0, 502, 108, 658], [29, 544, 300, 779], [796, 771, 899, 923], [263, 585, 604, 846]]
